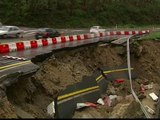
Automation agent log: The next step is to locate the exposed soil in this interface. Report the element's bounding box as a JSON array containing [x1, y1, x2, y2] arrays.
[[0, 40, 160, 118]]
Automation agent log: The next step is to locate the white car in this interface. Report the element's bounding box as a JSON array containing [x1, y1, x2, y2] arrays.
[[89, 26, 106, 33], [0, 26, 24, 38]]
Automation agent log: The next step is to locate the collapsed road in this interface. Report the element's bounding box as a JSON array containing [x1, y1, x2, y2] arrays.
[[0, 30, 148, 86], [1, 29, 160, 117], [53, 65, 137, 118]]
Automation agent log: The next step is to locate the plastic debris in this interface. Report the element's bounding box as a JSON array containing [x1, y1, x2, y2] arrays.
[[102, 95, 118, 107], [144, 83, 153, 90], [103, 96, 111, 106], [76, 103, 88, 109], [97, 98, 105, 105], [115, 79, 124, 83], [109, 95, 118, 100], [149, 92, 158, 101], [85, 102, 97, 108], [145, 105, 155, 115], [140, 84, 145, 94], [76, 102, 97, 109], [108, 86, 116, 95], [108, 95, 118, 107]]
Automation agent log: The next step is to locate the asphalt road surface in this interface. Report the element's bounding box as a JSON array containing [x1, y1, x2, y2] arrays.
[[0, 27, 89, 44], [0, 26, 154, 44], [0, 36, 103, 80]]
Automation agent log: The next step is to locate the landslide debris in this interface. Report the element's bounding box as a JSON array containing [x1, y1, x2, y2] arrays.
[[0, 40, 160, 118]]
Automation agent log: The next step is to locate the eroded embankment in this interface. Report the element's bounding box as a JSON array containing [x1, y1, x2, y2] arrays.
[[1, 40, 160, 118]]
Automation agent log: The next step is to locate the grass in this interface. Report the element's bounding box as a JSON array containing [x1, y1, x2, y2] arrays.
[[141, 30, 160, 40]]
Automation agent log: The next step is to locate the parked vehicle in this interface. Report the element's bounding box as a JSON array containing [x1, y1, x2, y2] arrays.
[[89, 26, 106, 33], [0, 26, 24, 38], [35, 28, 60, 39]]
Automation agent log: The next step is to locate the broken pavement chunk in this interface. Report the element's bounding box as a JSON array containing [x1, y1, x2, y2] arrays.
[[149, 92, 158, 101], [92, 70, 108, 95], [47, 101, 55, 117], [145, 105, 155, 115], [101, 65, 137, 81], [54, 76, 101, 118], [107, 85, 116, 95]]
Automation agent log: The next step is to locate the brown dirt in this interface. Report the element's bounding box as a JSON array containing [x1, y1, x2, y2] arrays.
[[0, 40, 160, 118]]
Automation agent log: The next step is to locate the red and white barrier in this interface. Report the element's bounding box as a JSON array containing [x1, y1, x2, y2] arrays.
[[23, 41, 31, 49], [8, 43, 17, 52], [0, 30, 150, 54], [2, 55, 27, 61]]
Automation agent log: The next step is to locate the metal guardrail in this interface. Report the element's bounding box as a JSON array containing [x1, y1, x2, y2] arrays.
[[127, 35, 151, 118]]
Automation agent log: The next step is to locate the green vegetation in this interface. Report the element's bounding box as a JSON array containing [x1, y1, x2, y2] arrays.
[[0, 0, 160, 28], [141, 31, 160, 40]]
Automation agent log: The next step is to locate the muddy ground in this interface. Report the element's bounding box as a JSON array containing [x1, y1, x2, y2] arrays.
[[0, 40, 160, 118]]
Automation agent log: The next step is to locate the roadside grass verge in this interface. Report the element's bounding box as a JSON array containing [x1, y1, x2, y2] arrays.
[[141, 30, 160, 40]]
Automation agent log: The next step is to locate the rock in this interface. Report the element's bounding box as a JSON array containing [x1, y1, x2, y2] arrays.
[[110, 98, 118, 107], [145, 105, 155, 115], [41, 69, 46, 74], [125, 94, 134, 102], [107, 86, 116, 95], [115, 46, 125, 55], [0, 89, 6, 99], [76, 71, 81, 74], [14, 106, 34, 118], [113, 82, 121, 87], [109, 102, 131, 118], [0, 97, 17, 118], [73, 107, 103, 118], [138, 93, 146, 100], [134, 45, 143, 58], [116, 96, 123, 102], [81, 114, 93, 118], [123, 101, 145, 118], [136, 79, 143, 84], [144, 83, 153, 90], [143, 79, 150, 85], [53, 78, 60, 85]]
